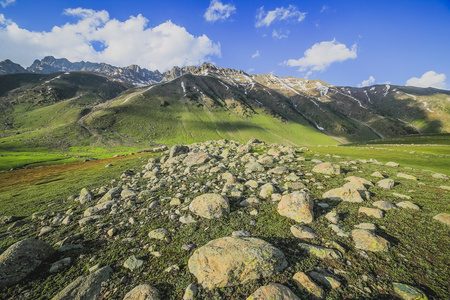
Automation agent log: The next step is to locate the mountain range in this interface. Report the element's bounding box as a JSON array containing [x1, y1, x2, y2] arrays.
[[0, 57, 449, 152]]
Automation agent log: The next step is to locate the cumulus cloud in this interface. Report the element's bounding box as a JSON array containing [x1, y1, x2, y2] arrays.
[[358, 76, 375, 87], [0, 8, 221, 71], [406, 71, 446, 89], [255, 5, 306, 28], [251, 50, 260, 59], [0, 0, 15, 8], [272, 29, 289, 39], [204, 0, 236, 23], [283, 39, 357, 77]]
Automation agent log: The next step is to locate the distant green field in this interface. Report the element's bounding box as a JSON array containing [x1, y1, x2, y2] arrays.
[[359, 133, 450, 145]]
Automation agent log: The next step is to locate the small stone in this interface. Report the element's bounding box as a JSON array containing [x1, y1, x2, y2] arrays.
[[322, 187, 366, 203], [396, 201, 421, 210], [165, 265, 180, 272], [123, 284, 160, 300], [371, 171, 385, 178], [393, 282, 428, 300], [49, 257, 72, 273], [38, 226, 54, 237], [355, 223, 377, 230], [170, 198, 182, 206], [325, 210, 339, 224], [182, 243, 197, 251], [249, 209, 258, 216], [247, 283, 300, 300], [148, 228, 170, 240], [432, 173, 449, 180], [123, 255, 144, 271], [393, 192, 412, 199], [240, 198, 261, 207], [386, 162, 400, 167], [291, 225, 317, 239], [329, 224, 348, 237], [129, 217, 137, 225], [180, 214, 196, 224], [373, 201, 397, 210], [308, 270, 342, 289], [359, 207, 384, 218], [232, 230, 251, 237], [183, 283, 198, 300], [259, 183, 275, 199], [298, 243, 342, 260], [433, 213, 450, 226], [292, 272, 325, 299], [107, 228, 117, 237], [78, 188, 93, 204]]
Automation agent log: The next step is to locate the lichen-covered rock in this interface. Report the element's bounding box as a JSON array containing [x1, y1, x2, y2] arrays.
[[397, 173, 417, 180], [308, 270, 342, 289], [78, 188, 93, 204], [123, 255, 144, 271], [183, 152, 212, 166], [322, 187, 365, 203], [189, 193, 230, 219], [52, 266, 112, 300], [247, 283, 300, 300], [277, 191, 314, 223], [123, 284, 160, 300], [183, 283, 198, 300], [188, 237, 287, 289], [396, 201, 421, 210], [393, 282, 428, 300], [373, 201, 397, 210], [298, 243, 342, 260], [98, 187, 122, 203], [259, 183, 275, 199], [359, 207, 384, 218], [148, 228, 170, 240], [351, 229, 390, 252], [312, 162, 341, 175], [0, 239, 54, 287], [292, 272, 325, 299], [376, 178, 395, 190], [290, 224, 317, 239]]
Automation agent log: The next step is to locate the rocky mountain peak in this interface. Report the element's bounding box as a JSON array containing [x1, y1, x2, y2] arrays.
[[0, 59, 27, 75]]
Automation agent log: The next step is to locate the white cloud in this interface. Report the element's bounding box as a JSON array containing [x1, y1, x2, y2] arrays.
[[283, 39, 357, 77], [358, 75, 375, 87], [0, 9, 221, 71], [0, 0, 15, 8], [272, 29, 289, 39], [406, 71, 446, 89], [204, 0, 236, 23], [320, 5, 330, 13], [251, 50, 260, 59], [255, 5, 306, 28]]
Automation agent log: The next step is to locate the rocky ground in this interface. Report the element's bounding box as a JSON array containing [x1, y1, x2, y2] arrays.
[[0, 139, 449, 299]]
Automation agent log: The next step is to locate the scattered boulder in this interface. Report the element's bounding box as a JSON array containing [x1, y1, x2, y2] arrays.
[[188, 237, 287, 289], [183, 283, 198, 300], [351, 229, 390, 252], [0, 239, 54, 287], [78, 188, 93, 204], [432, 173, 448, 180], [189, 193, 230, 219], [292, 272, 325, 299], [247, 283, 300, 300], [50, 257, 72, 273], [277, 191, 314, 223], [376, 179, 395, 190], [322, 187, 365, 203], [345, 176, 373, 187], [371, 171, 385, 178], [245, 161, 264, 173], [308, 270, 342, 289], [396, 201, 421, 210], [359, 207, 384, 218], [397, 173, 418, 181], [183, 152, 212, 166], [312, 162, 341, 175], [393, 282, 428, 300], [373, 201, 397, 210], [123, 284, 160, 300], [148, 228, 170, 241], [290, 224, 317, 239], [98, 187, 122, 203], [433, 213, 450, 226], [259, 183, 275, 199], [39, 226, 55, 237], [386, 162, 400, 167], [355, 223, 377, 230], [52, 266, 112, 300], [124, 255, 144, 271], [298, 243, 342, 260], [170, 144, 190, 158], [325, 210, 339, 224]]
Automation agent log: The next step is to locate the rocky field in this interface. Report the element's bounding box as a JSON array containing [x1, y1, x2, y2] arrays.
[[0, 139, 449, 299]]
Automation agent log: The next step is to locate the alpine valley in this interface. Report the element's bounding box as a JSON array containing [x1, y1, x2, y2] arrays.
[[0, 57, 449, 300]]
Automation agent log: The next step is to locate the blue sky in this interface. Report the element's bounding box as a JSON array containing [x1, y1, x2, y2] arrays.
[[0, 0, 449, 89]]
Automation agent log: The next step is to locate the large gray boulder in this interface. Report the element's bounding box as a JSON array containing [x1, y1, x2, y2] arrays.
[[123, 284, 160, 300], [170, 144, 190, 158], [0, 239, 54, 288], [189, 193, 230, 219], [188, 237, 287, 289], [78, 188, 93, 204], [312, 162, 341, 175], [183, 152, 212, 166], [52, 266, 112, 300]]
